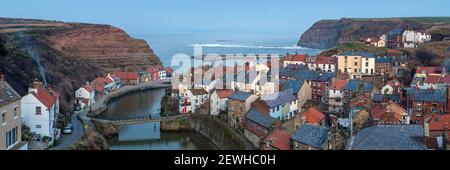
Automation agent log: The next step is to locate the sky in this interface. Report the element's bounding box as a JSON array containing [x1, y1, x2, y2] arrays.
[[1, 0, 450, 35]]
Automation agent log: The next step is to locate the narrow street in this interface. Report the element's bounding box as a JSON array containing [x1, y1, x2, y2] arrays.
[[49, 111, 84, 150]]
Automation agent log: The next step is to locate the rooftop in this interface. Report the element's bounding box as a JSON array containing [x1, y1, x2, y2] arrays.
[[261, 89, 297, 107], [264, 130, 291, 150], [291, 124, 330, 149], [352, 125, 426, 150], [0, 80, 21, 108], [229, 91, 253, 101], [246, 108, 277, 129], [338, 51, 375, 58]]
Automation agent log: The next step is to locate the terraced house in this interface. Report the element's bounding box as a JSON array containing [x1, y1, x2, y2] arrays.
[[337, 52, 376, 79], [228, 91, 258, 130], [0, 76, 22, 150]]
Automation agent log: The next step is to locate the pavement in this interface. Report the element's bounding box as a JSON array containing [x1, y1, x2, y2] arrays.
[[49, 111, 85, 150]]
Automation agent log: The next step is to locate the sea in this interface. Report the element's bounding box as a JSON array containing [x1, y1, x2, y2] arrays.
[[132, 32, 321, 69]]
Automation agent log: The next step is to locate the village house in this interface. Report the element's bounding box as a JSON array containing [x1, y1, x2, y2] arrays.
[[306, 56, 336, 72], [375, 56, 396, 77], [294, 69, 335, 103], [262, 130, 291, 150], [371, 102, 410, 125], [387, 28, 404, 49], [409, 89, 447, 124], [113, 71, 139, 86], [90, 76, 115, 101], [351, 125, 426, 150], [0, 76, 23, 150], [327, 80, 347, 113], [343, 79, 376, 107], [230, 70, 260, 94], [74, 83, 95, 110], [260, 89, 299, 120], [210, 89, 233, 116], [291, 123, 331, 150], [184, 89, 209, 114], [381, 79, 402, 95], [228, 91, 258, 130], [283, 79, 312, 112], [282, 54, 307, 67], [165, 67, 174, 78], [424, 113, 450, 150], [21, 80, 60, 146], [138, 71, 151, 83], [378, 34, 387, 47], [244, 108, 281, 148], [337, 51, 376, 79], [295, 107, 326, 129], [349, 95, 375, 109], [402, 30, 431, 48]]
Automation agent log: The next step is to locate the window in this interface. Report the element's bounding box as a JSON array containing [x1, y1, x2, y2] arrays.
[[416, 104, 423, 111], [264, 129, 268, 134], [257, 125, 260, 131], [36, 107, 42, 115], [5, 127, 18, 148], [249, 121, 254, 128], [354, 69, 358, 73], [36, 125, 41, 129], [365, 69, 368, 73], [365, 62, 369, 67], [1, 111, 5, 125], [354, 62, 358, 66], [344, 68, 348, 73], [13, 106, 17, 118]]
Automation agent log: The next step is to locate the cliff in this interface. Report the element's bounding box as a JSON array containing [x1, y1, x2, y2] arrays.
[[298, 17, 450, 49], [0, 18, 162, 113]]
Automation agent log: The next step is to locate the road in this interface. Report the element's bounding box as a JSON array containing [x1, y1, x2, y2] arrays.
[[49, 111, 84, 150]]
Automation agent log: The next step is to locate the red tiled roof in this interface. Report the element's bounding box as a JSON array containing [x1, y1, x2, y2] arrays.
[[83, 84, 94, 93], [371, 102, 406, 122], [330, 80, 346, 90], [216, 89, 234, 98], [283, 54, 307, 62], [31, 87, 57, 109], [313, 56, 336, 65], [349, 95, 373, 108], [113, 72, 139, 80], [425, 75, 441, 84], [303, 107, 325, 124], [264, 130, 291, 150], [428, 114, 450, 131], [440, 75, 450, 84], [416, 67, 444, 75], [386, 79, 402, 87]]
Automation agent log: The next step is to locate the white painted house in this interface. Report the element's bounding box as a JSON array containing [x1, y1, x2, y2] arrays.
[[159, 70, 167, 80], [75, 83, 95, 109], [231, 71, 261, 93], [210, 89, 234, 116], [21, 82, 59, 145], [185, 89, 209, 113], [402, 30, 431, 48]]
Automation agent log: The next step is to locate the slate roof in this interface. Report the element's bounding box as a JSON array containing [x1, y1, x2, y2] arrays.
[[352, 125, 426, 150], [372, 94, 400, 103], [294, 69, 335, 82], [344, 79, 373, 92], [261, 89, 297, 107], [0, 80, 21, 108], [389, 28, 405, 36], [413, 89, 446, 103], [229, 91, 253, 101], [246, 108, 277, 129], [376, 56, 394, 63], [284, 79, 305, 94], [339, 51, 375, 58], [291, 124, 330, 149]]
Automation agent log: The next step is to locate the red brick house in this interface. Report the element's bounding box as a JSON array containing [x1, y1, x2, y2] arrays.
[[424, 113, 450, 149], [407, 89, 447, 124]]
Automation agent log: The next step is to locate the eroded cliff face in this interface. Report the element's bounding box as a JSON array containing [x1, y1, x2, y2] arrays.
[[43, 25, 161, 72], [298, 18, 431, 49], [0, 18, 162, 113]]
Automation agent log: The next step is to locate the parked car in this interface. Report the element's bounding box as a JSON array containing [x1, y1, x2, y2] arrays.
[[62, 126, 72, 134]]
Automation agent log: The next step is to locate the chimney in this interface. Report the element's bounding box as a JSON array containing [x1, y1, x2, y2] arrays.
[[32, 78, 44, 89]]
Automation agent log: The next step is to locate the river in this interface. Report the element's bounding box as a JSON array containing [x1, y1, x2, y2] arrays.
[[101, 88, 218, 150]]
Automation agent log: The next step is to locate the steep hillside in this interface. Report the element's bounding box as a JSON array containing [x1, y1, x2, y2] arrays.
[[0, 18, 162, 113], [299, 17, 450, 49]]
